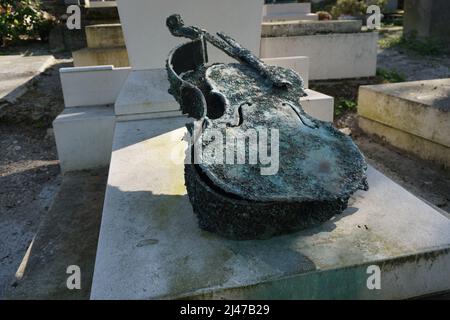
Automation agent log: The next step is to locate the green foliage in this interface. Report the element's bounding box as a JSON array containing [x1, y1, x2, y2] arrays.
[[331, 0, 365, 18], [0, 0, 54, 46], [378, 33, 402, 49], [330, 0, 387, 18], [400, 32, 445, 56], [376, 68, 406, 83], [335, 99, 357, 116], [378, 32, 445, 56]]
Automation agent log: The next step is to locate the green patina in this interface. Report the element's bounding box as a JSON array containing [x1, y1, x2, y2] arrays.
[[164, 14, 368, 240]]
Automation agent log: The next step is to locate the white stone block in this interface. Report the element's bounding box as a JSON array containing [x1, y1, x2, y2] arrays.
[[53, 106, 115, 173], [260, 32, 378, 80], [301, 89, 334, 122], [84, 0, 117, 8], [60, 66, 130, 107], [116, 0, 264, 70], [114, 69, 181, 121], [91, 118, 450, 299], [262, 3, 317, 22], [262, 56, 309, 88]]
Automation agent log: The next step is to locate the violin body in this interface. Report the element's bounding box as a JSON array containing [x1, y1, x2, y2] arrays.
[[166, 15, 368, 240]]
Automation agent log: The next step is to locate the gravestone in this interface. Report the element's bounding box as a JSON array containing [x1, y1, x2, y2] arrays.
[[117, 0, 264, 70], [114, 0, 264, 121]]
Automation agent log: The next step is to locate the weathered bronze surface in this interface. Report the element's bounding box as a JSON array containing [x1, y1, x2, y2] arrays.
[[166, 14, 368, 240]]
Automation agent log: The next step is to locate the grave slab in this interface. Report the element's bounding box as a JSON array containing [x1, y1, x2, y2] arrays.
[[60, 65, 130, 107], [260, 32, 378, 80], [358, 79, 450, 148], [358, 79, 450, 168], [114, 69, 181, 121], [72, 47, 129, 68], [91, 118, 450, 300], [261, 20, 362, 38], [359, 117, 450, 169]]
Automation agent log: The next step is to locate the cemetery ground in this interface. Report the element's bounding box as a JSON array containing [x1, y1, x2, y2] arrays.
[[1, 37, 450, 299]]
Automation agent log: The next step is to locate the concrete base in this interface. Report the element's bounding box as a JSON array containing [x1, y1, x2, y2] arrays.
[[60, 66, 130, 107], [85, 23, 125, 49], [72, 47, 129, 68], [90, 118, 450, 300], [261, 20, 362, 38], [0, 55, 55, 103], [114, 69, 181, 121], [260, 32, 378, 80], [53, 106, 115, 173], [358, 79, 450, 168], [301, 89, 334, 122], [359, 117, 450, 168]]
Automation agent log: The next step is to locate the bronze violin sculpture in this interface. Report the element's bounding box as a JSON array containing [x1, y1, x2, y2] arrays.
[[166, 14, 368, 240]]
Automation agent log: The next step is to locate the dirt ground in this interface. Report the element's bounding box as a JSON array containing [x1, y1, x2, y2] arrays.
[[338, 113, 450, 217], [0, 40, 449, 299], [0, 51, 71, 297]]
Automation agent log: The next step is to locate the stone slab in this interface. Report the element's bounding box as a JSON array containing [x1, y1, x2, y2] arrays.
[[114, 69, 180, 119], [85, 23, 125, 49], [261, 20, 362, 38], [60, 65, 130, 107], [53, 106, 115, 173], [260, 32, 378, 80], [91, 118, 450, 299], [0, 55, 55, 103], [116, 110, 183, 122], [262, 56, 309, 88], [359, 117, 450, 169], [358, 79, 450, 148], [116, 0, 264, 70], [72, 47, 129, 68]]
